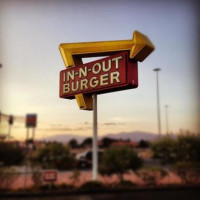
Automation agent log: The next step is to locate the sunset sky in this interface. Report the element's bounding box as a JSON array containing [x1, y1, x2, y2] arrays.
[[0, 0, 199, 140]]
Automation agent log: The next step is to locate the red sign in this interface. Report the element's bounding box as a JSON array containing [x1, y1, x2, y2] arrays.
[[26, 114, 37, 128], [60, 51, 138, 99], [43, 170, 57, 182]]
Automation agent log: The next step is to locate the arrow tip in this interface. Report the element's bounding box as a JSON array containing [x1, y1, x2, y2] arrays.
[[130, 31, 155, 62]]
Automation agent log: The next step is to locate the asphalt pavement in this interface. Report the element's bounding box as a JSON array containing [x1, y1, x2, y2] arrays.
[[1, 187, 200, 200]]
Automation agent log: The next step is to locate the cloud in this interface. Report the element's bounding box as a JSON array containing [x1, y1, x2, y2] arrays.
[[73, 126, 92, 131], [102, 122, 125, 126], [38, 127, 73, 132], [37, 120, 124, 133], [50, 123, 64, 127]]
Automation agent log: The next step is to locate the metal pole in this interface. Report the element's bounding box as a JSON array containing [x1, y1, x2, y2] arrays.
[[8, 124, 11, 139], [153, 68, 161, 137], [165, 105, 169, 135], [24, 128, 29, 188], [92, 94, 98, 181], [32, 128, 35, 150], [32, 128, 35, 140]]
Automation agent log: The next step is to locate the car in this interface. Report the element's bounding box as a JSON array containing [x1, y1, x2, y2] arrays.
[[76, 150, 104, 169]]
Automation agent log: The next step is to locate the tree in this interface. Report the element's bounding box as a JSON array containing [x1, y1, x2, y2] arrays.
[[80, 137, 92, 148], [151, 136, 177, 164], [138, 140, 150, 148], [151, 134, 200, 164], [99, 146, 142, 182], [35, 142, 75, 170], [176, 134, 200, 162], [0, 142, 24, 166], [101, 137, 115, 148], [68, 139, 78, 149]]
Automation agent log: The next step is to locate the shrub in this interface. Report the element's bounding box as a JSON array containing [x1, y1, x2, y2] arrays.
[[69, 169, 80, 186], [0, 142, 24, 166], [136, 166, 168, 186], [31, 166, 42, 189], [115, 180, 136, 188], [36, 142, 75, 170], [0, 167, 19, 191], [39, 183, 57, 191], [99, 146, 142, 182], [59, 183, 74, 190], [172, 162, 200, 184], [80, 181, 105, 191]]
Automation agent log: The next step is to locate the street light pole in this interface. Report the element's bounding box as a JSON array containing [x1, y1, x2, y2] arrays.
[[153, 68, 162, 137], [165, 105, 169, 135]]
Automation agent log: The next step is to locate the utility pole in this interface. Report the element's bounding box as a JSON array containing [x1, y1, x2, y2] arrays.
[[8, 115, 14, 138], [165, 105, 169, 135], [153, 68, 162, 137]]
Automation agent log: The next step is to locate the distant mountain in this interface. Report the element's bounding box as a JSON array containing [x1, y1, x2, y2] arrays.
[[102, 131, 159, 141], [40, 131, 159, 143], [41, 134, 86, 143]]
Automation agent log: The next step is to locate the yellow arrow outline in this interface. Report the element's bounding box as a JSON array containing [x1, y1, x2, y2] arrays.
[[59, 31, 155, 110]]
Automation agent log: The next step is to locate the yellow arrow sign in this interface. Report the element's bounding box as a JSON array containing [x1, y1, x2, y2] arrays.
[[59, 31, 155, 110], [59, 31, 154, 67]]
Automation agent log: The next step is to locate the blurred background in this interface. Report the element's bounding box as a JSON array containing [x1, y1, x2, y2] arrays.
[[0, 0, 199, 141], [0, 0, 199, 193]]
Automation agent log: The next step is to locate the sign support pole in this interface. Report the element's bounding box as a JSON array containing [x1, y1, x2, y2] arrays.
[[8, 124, 11, 139], [24, 128, 29, 188], [92, 94, 98, 181], [32, 128, 35, 150]]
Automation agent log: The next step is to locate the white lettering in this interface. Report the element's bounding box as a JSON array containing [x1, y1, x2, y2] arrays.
[[110, 71, 120, 84], [90, 77, 99, 88], [63, 72, 66, 82], [71, 81, 79, 91], [92, 63, 101, 74], [80, 79, 88, 90], [63, 83, 70, 94], [102, 60, 111, 72], [112, 56, 123, 69], [79, 67, 88, 78], [100, 74, 109, 86], [67, 70, 75, 81]]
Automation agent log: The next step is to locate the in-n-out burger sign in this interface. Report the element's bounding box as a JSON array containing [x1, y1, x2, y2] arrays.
[[59, 31, 155, 110], [60, 52, 138, 99]]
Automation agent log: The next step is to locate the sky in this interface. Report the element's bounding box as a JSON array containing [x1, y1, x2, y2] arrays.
[[0, 0, 199, 140]]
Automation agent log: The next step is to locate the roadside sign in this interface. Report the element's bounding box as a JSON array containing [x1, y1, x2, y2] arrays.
[[26, 114, 37, 128], [58, 30, 155, 182], [43, 170, 57, 182], [59, 31, 155, 110], [60, 51, 138, 99]]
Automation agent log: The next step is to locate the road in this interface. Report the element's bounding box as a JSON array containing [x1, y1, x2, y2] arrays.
[[1, 188, 200, 200]]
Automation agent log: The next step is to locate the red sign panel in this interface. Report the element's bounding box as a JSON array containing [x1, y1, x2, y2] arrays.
[[43, 170, 57, 182], [26, 114, 37, 128], [60, 51, 138, 99]]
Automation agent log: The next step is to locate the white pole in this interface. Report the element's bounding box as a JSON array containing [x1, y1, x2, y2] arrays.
[[153, 68, 162, 137], [92, 94, 98, 181], [24, 128, 29, 188], [8, 124, 11, 139], [32, 128, 35, 150], [165, 105, 169, 135]]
